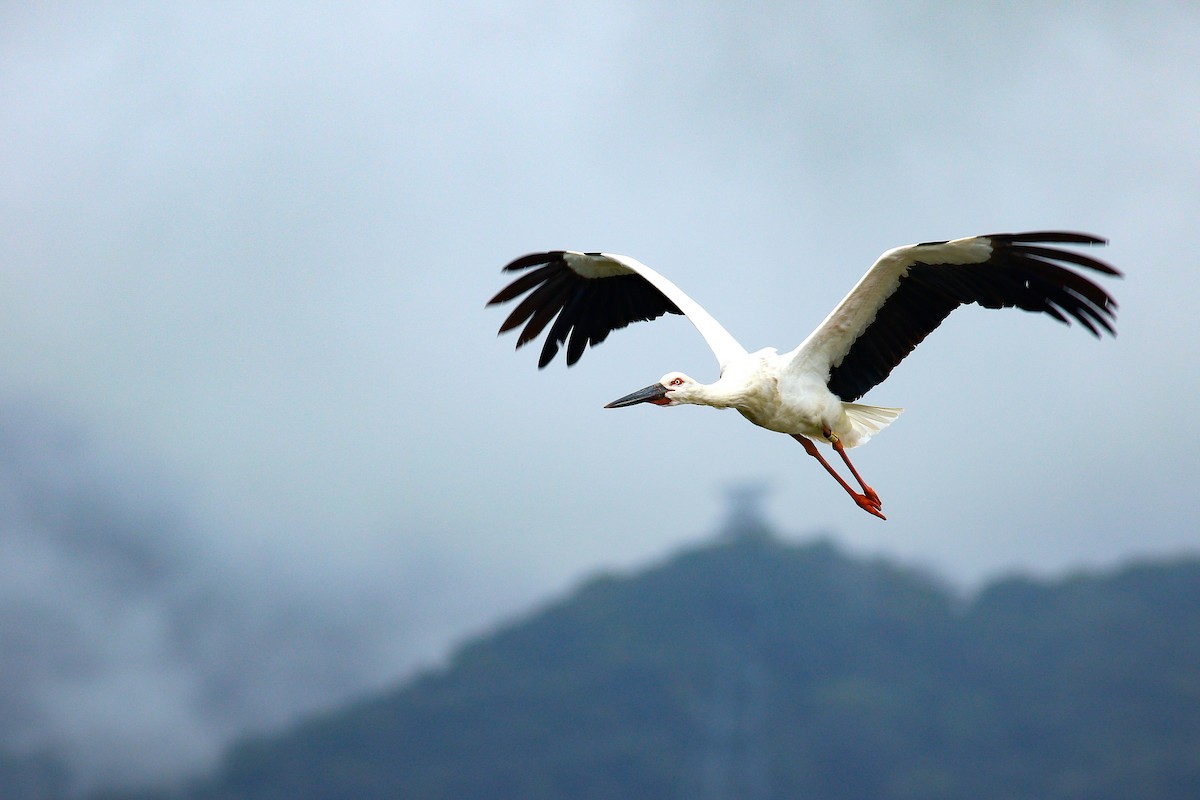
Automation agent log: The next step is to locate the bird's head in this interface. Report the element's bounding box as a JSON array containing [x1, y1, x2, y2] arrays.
[[604, 372, 698, 408]]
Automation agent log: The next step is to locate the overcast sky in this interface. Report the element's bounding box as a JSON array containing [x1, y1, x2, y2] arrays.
[[3, 1, 1199, 792]]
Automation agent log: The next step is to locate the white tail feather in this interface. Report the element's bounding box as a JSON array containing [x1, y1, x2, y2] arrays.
[[842, 403, 903, 447]]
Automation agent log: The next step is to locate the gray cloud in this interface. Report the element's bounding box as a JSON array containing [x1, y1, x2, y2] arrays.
[[0, 402, 523, 792]]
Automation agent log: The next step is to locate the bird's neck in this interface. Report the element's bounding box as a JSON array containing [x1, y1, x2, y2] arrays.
[[690, 378, 750, 410]]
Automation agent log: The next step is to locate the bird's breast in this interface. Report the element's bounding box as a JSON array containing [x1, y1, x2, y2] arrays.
[[733, 375, 839, 438], [720, 352, 809, 434], [731, 379, 800, 434]]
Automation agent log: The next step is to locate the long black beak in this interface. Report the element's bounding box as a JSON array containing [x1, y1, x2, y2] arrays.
[[604, 383, 669, 408]]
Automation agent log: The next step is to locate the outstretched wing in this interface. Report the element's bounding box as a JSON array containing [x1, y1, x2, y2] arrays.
[[488, 251, 747, 370], [782, 232, 1121, 402]]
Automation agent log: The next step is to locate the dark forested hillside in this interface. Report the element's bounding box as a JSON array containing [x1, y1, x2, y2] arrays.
[[118, 534, 1200, 800]]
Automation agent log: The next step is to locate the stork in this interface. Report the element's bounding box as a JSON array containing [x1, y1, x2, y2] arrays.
[[487, 232, 1119, 519]]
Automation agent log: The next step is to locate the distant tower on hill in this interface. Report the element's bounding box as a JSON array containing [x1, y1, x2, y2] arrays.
[[718, 482, 775, 542]]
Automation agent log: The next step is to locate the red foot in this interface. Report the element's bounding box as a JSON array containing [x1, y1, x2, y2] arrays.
[[862, 485, 882, 509], [852, 489, 886, 520]]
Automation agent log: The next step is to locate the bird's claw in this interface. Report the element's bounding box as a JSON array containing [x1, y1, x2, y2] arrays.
[[853, 487, 885, 520]]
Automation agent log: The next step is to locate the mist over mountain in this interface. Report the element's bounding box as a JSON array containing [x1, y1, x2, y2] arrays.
[[4, 400, 1199, 800], [0, 404, 513, 796], [119, 531, 1200, 800]]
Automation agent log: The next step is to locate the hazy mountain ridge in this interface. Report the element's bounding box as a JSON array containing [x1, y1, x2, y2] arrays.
[[88, 534, 1200, 800]]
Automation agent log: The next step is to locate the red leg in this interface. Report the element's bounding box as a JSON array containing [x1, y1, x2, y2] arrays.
[[830, 435, 881, 509], [791, 434, 886, 520]]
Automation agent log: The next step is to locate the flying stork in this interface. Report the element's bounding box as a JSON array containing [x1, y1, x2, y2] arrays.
[[487, 232, 1119, 519]]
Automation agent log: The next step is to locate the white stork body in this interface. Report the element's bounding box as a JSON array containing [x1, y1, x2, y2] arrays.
[[642, 348, 898, 448], [488, 232, 1119, 519]]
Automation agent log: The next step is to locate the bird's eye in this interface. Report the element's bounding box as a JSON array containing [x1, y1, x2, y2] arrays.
[[670, 377, 684, 386]]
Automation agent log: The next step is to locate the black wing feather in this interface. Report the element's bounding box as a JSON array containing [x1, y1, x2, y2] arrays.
[[488, 252, 683, 368], [488, 263, 559, 305], [826, 232, 1120, 402]]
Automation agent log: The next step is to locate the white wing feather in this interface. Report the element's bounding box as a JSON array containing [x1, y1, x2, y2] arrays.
[[780, 237, 992, 383], [589, 253, 749, 372]]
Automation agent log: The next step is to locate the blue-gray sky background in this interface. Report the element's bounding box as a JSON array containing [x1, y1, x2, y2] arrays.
[[3, 2, 1198, 792]]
